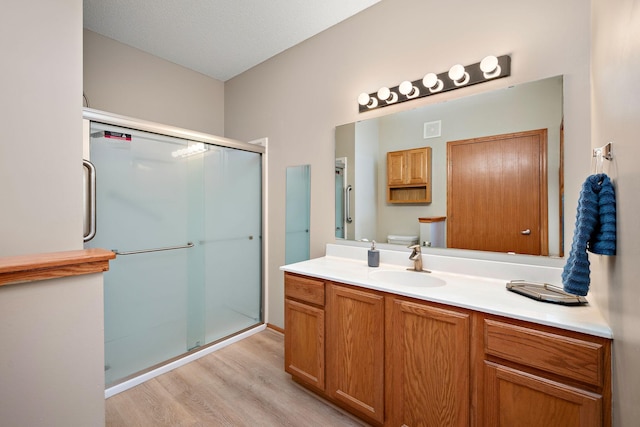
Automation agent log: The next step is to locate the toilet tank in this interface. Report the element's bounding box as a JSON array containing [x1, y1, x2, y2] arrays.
[[387, 235, 419, 246], [418, 217, 446, 247]]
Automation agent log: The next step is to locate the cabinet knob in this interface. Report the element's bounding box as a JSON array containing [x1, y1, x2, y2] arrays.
[[521, 229, 531, 235]]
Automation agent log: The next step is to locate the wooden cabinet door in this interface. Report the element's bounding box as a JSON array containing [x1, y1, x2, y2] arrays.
[[406, 148, 429, 184], [326, 284, 385, 424], [284, 299, 325, 390], [387, 150, 406, 186], [388, 298, 470, 427], [484, 362, 602, 427], [387, 148, 430, 186]]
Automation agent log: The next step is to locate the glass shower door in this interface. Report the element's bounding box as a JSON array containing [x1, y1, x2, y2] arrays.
[[202, 147, 262, 342], [86, 122, 263, 386], [87, 124, 194, 385]]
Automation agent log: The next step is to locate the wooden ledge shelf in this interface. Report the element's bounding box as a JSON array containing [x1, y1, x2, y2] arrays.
[[419, 216, 446, 223], [0, 248, 116, 287]]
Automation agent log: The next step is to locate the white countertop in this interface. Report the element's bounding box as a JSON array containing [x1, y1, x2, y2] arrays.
[[280, 245, 612, 339]]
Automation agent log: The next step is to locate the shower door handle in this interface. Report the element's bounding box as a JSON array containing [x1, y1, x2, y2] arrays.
[[345, 185, 353, 224], [113, 242, 194, 256], [83, 160, 97, 242]]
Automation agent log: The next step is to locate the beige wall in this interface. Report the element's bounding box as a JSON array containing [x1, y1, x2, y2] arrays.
[[1, 0, 84, 256], [83, 30, 225, 135], [590, 0, 640, 425], [224, 0, 591, 329], [0, 275, 105, 427], [1, 1, 105, 425]]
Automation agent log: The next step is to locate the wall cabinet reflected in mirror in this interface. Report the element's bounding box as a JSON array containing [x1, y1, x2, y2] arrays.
[[335, 75, 563, 257], [386, 146, 432, 204]]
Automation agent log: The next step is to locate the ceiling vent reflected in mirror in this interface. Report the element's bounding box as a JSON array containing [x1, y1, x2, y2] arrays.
[[357, 55, 511, 113], [423, 121, 441, 139]]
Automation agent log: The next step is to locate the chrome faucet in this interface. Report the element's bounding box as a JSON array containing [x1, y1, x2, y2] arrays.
[[408, 244, 430, 273]]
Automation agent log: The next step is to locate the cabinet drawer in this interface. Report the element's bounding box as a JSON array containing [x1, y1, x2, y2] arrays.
[[484, 319, 605, 387], [285, 273, 325, 306]]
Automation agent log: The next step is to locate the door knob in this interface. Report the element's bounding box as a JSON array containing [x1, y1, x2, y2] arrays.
[[521, 229, 531, 235]]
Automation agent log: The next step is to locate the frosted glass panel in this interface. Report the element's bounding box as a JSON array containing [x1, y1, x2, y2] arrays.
[[87, 124, 191, 385], [285, 165, 311, 264], [202, 147, 262, 342], [86, 122, 262, 386]]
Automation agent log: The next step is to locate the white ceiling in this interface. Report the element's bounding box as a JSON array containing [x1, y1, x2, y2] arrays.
[[83, 0, 381, 82]]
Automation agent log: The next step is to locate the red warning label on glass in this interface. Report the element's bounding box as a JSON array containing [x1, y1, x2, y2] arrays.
[[104, 131, 132, 141]]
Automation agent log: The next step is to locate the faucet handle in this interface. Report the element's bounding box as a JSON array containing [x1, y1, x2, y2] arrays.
[[407, 244, 421, 251]]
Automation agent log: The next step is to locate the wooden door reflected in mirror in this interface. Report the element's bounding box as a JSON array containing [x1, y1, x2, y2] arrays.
[[447, 129, 549, 255]]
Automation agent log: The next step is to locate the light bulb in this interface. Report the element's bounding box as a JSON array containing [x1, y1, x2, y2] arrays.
[[357, 92, 378, 108], [377, 87, 391, 100], [399, 81, 419, 98], [422, 73, 443, 92], [448, 64, 465, 81], [448, 64, 469, 86], [377, 87, 398, 103], [480, 55, 501, 78]]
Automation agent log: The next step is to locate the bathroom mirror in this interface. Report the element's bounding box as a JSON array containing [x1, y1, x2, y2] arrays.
[[285, 164, 311, 264], [335, 75, 564, 257]]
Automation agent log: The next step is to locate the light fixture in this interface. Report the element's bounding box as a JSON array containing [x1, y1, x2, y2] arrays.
[[357, 54, 511, 113], [480, 55, 501, 78], [422, 73, 444, 93], [448, 64, 470, 86], [358, 92, 378, 109], [399, 80, 420, 98], [377, 87, 398, 104], [171, 142, 208, 158]]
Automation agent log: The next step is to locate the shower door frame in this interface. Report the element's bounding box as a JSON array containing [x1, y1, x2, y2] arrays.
[[82, 107, 267, 393]]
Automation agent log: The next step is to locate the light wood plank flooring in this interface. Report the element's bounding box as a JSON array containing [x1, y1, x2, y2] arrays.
[[106, 328, 368, 426]]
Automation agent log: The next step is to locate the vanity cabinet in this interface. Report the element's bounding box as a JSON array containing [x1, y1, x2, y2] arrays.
[[284, 273, 325, 391], [283, 273, 611, 427], [326, 283, 385, 424], [387, 147, 432, 203], [478, 317, 611, 427]]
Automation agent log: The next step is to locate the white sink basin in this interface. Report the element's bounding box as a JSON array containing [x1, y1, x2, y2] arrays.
[[369, 269, 446, 288]]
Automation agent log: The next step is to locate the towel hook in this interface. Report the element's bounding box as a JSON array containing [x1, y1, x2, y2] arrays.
[[592, 142, 613, 174], [593, 142, 613, 161]]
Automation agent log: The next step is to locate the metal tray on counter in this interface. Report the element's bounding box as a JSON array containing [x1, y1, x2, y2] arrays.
[[506, 280, 588, 306]]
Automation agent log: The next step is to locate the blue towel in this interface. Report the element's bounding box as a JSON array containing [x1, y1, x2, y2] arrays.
[[562, 174, 616, 296]]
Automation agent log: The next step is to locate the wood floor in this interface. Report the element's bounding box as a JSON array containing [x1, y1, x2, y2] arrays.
[[105, 328, 368, 426]]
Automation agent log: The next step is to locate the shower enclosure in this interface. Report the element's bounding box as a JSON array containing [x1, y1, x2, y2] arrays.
[[83, 110, 263, 387]]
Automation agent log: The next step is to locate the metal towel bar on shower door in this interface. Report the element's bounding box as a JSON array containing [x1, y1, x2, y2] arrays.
[[113, 242, 194, 256], [83, 160, 96, 243]]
